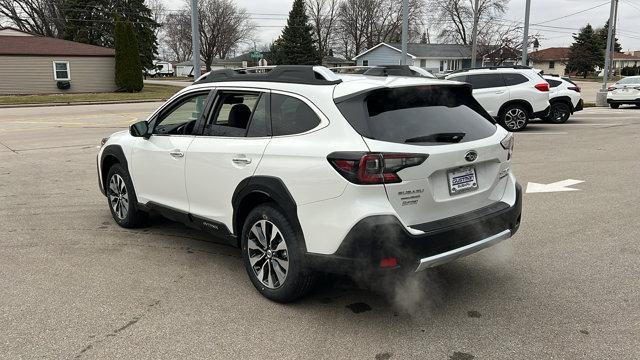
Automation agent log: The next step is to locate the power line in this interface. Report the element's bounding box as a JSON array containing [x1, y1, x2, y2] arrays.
[[532, 1, 610, 25]]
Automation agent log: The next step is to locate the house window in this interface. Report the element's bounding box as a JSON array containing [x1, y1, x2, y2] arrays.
[[53, 61, 70, 80], [549, 61, 555, 69], [439, 61, 445, 71], [362, 60, 369, 66]]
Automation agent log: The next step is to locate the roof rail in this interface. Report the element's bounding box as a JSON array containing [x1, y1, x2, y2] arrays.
[[193, 65, 342, 85], [449, 65, 533, 74]]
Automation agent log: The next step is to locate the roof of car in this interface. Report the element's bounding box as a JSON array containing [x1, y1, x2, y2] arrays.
[[183, 65, 456, 101]]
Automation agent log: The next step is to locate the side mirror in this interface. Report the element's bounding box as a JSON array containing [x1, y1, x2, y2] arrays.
[[129, 121, 150, 139]]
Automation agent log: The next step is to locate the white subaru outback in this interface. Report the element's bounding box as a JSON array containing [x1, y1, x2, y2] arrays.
[[97, 66, 522, 302]]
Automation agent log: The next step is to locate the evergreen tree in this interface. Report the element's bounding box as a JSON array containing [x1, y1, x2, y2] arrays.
[[274, 0, 319, 65], [566, 24, 603, 78], [115, 20, 144, 92], [63, 0, 158, 69], [595, 20, 622, 55]]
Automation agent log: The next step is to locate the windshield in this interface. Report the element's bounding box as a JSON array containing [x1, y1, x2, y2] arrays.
[[336, 85, 496, 145]]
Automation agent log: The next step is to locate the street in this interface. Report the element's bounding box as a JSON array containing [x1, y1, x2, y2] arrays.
[[0, 103, 638, 359]]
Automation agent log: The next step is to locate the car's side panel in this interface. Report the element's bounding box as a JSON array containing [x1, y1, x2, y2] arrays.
[[130, 135, 195, 211], [185, 136, 271, 227]]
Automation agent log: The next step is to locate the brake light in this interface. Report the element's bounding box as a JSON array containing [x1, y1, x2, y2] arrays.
[[608, 86, 616, 91], [534, 83, 549, 92], [568, 86, 581, 93], [328, 152, 428, 184]]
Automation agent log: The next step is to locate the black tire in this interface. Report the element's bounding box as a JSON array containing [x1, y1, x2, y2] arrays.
[[105, 164, 147, 228], [610, 103, 620, 109], [498, 104, 529, 132], [546, 102, 571, 124], [241, 204, 315, 302]]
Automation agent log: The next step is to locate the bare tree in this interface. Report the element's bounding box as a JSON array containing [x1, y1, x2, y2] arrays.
[[427, 0, 508, 45], [163, 10, 192, 62], [145, 0, 165, 38], [197, 0, 255, 70], [336, 0, 425, 59], [0, 0, 65, 37], [306, 0, 339, 59]]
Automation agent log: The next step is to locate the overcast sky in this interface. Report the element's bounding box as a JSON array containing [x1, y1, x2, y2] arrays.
[[164, 0, 640, 53]]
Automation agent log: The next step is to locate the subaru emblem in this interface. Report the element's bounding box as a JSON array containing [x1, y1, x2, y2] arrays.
[[465, 150, 478, 162]]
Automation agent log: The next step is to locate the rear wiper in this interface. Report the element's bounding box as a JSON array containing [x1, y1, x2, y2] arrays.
[[404, 132, 466, 143]]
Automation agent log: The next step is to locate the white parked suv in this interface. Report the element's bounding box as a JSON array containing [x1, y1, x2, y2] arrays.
[[445, 66, 550, 131], [543, 75, 583, 123], [607, 76, 640, 108], [97, 66, 522, 302]]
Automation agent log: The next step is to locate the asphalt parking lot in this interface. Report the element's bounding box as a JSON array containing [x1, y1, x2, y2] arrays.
[[1, 103, 639, 359]]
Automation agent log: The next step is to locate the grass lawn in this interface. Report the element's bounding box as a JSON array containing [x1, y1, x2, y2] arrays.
[[0, 84, 183, 106]]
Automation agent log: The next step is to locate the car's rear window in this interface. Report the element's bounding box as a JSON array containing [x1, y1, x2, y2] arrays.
[[336, 85, 496, 145]]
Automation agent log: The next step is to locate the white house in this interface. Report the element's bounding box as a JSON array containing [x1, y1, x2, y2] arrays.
[[352, 42, 480, 74]]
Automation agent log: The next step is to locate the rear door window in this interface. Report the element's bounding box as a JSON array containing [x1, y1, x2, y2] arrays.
[[336, 86, 496, 145], [466, 74, 505, 89]]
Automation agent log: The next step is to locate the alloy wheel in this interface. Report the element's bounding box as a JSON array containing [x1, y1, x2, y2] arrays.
[[108, 174, 129, 220], [504, 108, 527, 130], [247, 220, 289, 289], [550, 104, 569, 123]]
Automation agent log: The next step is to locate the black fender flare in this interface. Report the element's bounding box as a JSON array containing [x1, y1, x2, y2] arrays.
[[231, 176, 306, 251], [99, 144, 128, 195], [498, 100, 534, 117], [549, 96, 575, 113]]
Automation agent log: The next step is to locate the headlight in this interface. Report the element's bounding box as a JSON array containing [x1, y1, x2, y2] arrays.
[[500, 133, 514, 160], [100, 137, 109, 147]]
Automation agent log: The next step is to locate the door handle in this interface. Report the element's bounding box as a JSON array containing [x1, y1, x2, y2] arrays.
[[495, 90, 506, 94], [232, 157, 252, 165], [169, 150, 184, 158]]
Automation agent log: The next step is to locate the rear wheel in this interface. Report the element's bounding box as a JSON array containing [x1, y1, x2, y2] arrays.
[[106, 164, 147, 228], [499, 105, 529, 132], [241, 204, 315, 302], [610, 103, 620, 109], [546, 102, 571, 124]]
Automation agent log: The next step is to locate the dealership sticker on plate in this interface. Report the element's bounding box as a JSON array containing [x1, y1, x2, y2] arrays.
[[448, 166, 478, 195]]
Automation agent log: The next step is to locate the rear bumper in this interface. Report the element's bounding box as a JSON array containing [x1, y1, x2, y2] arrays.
[[607, 98, 640, 104], [531, 106, 550, 119], [307, 182, 523, 274], [574, 99, 584, 112]]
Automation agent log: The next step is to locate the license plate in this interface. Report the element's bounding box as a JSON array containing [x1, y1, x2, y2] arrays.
[[447, 166, 478, 195]]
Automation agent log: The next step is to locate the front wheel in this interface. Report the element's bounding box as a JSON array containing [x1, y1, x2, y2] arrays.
[[499, 105, 529, 132], [546, 102, 571, 124], [610, 103, 620, 109], [106, 164, 147, 228], [241, 204, 315, 302]]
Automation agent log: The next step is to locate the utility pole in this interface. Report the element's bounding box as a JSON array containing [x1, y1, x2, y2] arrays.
[[521, 0, 531, 65], [470, 0, 480, 67], [609, 0, 619, 78], [190, 0, 201, 78], [596, 0, 618, 106], [602, 0, 618, 91], [401, 0, 408, 65]]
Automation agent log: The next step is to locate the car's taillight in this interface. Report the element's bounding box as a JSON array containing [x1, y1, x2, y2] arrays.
[[534, 83, 549, 92], [568, 86, 581, 93], [608, 86, 616, 91], [500, 133, 514, 160], [327, 152, 428, 184]]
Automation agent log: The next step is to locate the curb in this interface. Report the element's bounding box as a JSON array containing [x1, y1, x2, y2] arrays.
[[0, 98, 167, 109]]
